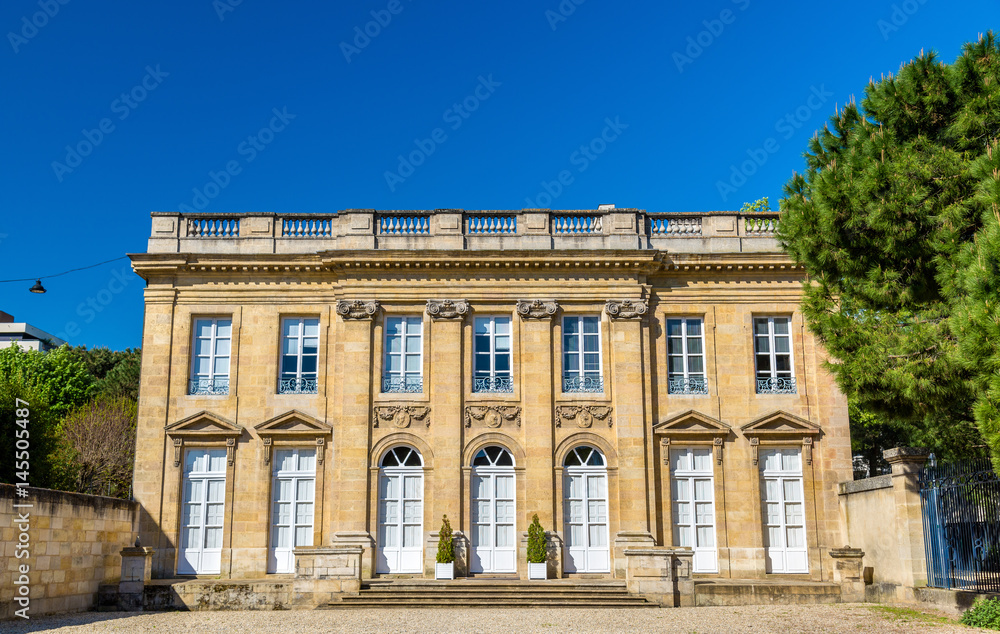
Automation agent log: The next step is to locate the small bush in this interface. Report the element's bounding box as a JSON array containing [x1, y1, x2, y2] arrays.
[[436, 515, 454, 564], [527, 514, 547, 564], [962, 596, 1000, 630]]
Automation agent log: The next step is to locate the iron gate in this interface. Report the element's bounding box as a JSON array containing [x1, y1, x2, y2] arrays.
[[919, 457, 1000, 592]]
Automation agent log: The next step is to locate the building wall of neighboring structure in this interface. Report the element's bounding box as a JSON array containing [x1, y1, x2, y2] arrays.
[[129, 209, 851, 584], [0, 485, 137, 619]]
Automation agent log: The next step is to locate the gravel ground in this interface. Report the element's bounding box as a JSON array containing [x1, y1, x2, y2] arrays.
[[2, 604, 982, 634]]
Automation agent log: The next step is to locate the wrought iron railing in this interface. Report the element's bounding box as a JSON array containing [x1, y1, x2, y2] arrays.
[[668, 376, 708, 395], [755, 376, 797, 394], [382, 375, 423, 393], [563, 375, 604, 393], [189, 378, 230, 395], [473, 376, 513, 393], [278, 377, 318, 394], [920, 457, 1000, 593]]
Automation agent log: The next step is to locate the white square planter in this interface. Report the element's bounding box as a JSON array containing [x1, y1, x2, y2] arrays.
[[528, 562, 547, 580], [435, 562, 454, 580]]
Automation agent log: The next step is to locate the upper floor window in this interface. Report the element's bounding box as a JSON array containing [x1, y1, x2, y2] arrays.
[[190, 318, 231, 395], [754, 317, 796, 394], [563, 316, 603, 393], [667, 318, 707, 395], [383, 316, 423, 393], [279, 318, 319, 394], [473, 317, 512, 393]]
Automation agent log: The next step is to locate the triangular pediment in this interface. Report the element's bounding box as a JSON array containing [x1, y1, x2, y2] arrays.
[[165, 411, 242, 436], [653, 409, 731, 437], [741, 410, 820, 436], [255, 410, 331, 436]]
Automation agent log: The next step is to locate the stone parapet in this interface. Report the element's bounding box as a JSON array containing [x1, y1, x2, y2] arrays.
[[293, 545, 363, 606], [623, 547, 694, 607]]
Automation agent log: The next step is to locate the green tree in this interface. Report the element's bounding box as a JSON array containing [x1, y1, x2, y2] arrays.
[[778, 33, 1000, 464], [59, 395, 137, 497]]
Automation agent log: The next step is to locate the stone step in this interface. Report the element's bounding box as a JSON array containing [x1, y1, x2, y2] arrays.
[[694, 580, 841, 606], [347, 591, 638, 600], [327, 598, 657, 609]]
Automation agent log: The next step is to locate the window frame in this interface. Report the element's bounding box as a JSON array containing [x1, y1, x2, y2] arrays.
[[190, 317, 232, 396], [666, 317, 708, 395], [382, 316, 424, 393], [473, 316, 513, 394], [753, 316, 796, 394], [278, 317, 320, 394], [561, 315, 603, 393]]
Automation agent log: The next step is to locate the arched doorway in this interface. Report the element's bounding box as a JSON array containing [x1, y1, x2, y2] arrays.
[[470, 445, 516, 573], [376, 446, 424, 574], [563, 445, 610, 573]]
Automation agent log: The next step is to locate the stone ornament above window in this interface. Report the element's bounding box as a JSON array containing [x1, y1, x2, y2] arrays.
[[604, 299, 648, 320], [373, 405, 430, 429], [555, 405, 613, 428], [336, 299, 380, 320], [516, 299, 558, 320], [465, 404, 521, 428], [426, 299, 470, 320], [741, 410, 821, 466], [164, 410, 243, 467]]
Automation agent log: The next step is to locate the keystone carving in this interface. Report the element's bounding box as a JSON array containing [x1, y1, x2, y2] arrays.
[[426, 299, 470, 320], [337, 300, 380, 320], [604, 299, 648, 320], [516, 299, 558, 320], [555, 405, 613, 428], [465, 405, 522, 428], [373, 406, 430, 429]]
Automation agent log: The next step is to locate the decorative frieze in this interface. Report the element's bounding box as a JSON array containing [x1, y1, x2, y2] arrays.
[[426, 299, 470, 320], [336, 300, 380, 320], [555, 405, 613, 428], [465, 405, 521, 428], [516, 299, 558, 320], [604, 299, 648, 320], [373, 405, 430, 429]]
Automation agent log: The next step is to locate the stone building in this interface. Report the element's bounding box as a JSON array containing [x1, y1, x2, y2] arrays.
[[129, 206, 851, 589]]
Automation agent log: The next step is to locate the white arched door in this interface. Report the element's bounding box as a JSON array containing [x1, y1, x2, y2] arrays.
[[470, 446, 517, 573], [563, 446, 610, 573], [376, 446, 424, 574]]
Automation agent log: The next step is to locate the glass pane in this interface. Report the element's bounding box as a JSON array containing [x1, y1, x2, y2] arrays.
[[781, 450, 801, 472], [474, 318, 489, 335], [773, 318, 789, 335], [185, 478, 203, 501], [474, 334, 490, 354], [406, 319, 421, 335], [303, 338, 319, 354], [186, 526, 201, 548], [666, 320, 683, 337], [667, 338, 683, 355], [208, 450, 226, 472], [494, 354, 510, 372], [496, 474, 514, 495], [301, 356, 317, 373], [205, 527, 222, 549], [583, 317, 599, 334], [686, 337, 703, 355], [382, 500, 398, 524], [566, 475, 582, 496], [776, 355, 792, 372], [298, 451, 316, 473], [184, 503, 201, 525], [213, 357, 229, 375], [677, 526, 692, 547], [405, 355, 420, 372], [281, 356, 298, 374], [686, 320, 702, 336], [385, 334, 401, 354], [765, 502, 781, 525], [297, 479, 315, 502], [697, 526, 715, 548], [786, 526, 805, 548], [194, 357, 211, 375], [589, 525, 607, 547], [564, 355, 580, 372], [206, 503, 224, 525], [381, 474, 399, 496], [382, 524, 398, 548], [405, 336, 421, 354], [196, 320, 214, 338], [583, 335, 599, 352], [273, 525, 288, 548], [402, 500, 420, 523], [215, 320, 231, 337], [207, 480, 225, 503], [474, 354, 491, 373], [589, 500, 607, 523], [767, 525, 782, 547], [497, 524, 514, 548], [754, 337, 770, 354], [570, 524, 584, 546], [694, 479, 712, 502], [296, 501, 314, 525], [403, 475, 420, 499], [568, 500, 583, 523], [673, 477, 691, 501], [296, 526, 313, 547], [494, 336, 510, 352], [692, 450, 712, 472], [476, 500, 491, 523], [275, 502, 291, 525], [495, 318, 510, 334], [563, 318, 580, 334], [668, 357, 684, 373], [586, 449, 605, 467], [785, 502, 804, 525], [674, 502, 691, 524], [765, 478, 781, 501], [564, 335, 579, 353], [753, 318, 769, 335], [214, 338, 231, 357], [695, 502, 713, 524], [783, 479, 801, 502], [688, 356, 704, 373], [385, 355, 401, 372], [303, 319, 319, 337], [587, 475, 606, 499], [775, 337, 790, 354], [671, 449, 689, 472], [762, 450, 781, 472], [385, 317, 403, 335]]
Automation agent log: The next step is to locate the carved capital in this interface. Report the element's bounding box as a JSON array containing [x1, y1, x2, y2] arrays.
[[465, 405, 522, 428], [426, 299, 470, 320], [373, 405, 430, 429], [336, 299, 380, 320], [555, 405, 613, 429], [604, 299, 648, 320], [516, 299, 558, 320]]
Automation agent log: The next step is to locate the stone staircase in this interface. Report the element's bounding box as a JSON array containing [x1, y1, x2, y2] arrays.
[[323, 579, 659, 609]]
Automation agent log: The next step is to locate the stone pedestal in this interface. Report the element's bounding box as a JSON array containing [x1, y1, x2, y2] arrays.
[[829, 547, 866, 602], [293, 545, 363, 606], [118, 546, 154, 611], [330, 531, 375, 580], [884, 447, 930, 599], [614, 531, 655, 579], [623, 547, 694, 607]]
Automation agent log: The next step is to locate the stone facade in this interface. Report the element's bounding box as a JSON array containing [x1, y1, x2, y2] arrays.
[[129, 207, 851, 594]]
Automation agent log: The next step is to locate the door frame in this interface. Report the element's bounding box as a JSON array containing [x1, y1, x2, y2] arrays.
[[177, 447, 229, 575], [667, 445, 720, 573], [267, 447, 318, 574], [562, 454, 611, 573], [375, 446, 425, 574], [469, 447, 517, 574]]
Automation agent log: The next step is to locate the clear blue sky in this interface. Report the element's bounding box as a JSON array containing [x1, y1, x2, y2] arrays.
[[1, 0, 995, 351]]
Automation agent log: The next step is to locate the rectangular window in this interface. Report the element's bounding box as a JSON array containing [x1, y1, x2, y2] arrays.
[[666, 318, 707, 395], [190, 318, 231, 395], [279, 317, 319, 394], [383, 316, 423, 393], [563, 316, 603, 393], [473, 317, 512, 393], [754, 316, 796, 394]]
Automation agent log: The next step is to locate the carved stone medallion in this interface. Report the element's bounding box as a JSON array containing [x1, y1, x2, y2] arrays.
[[465, 405, 522, 428], [555, 405, 613, 428], [516, 299, 558, 320], [604, 299, 648, 320], [337, 300, 380, 320], [373, 405, 430, 429], [426, 299, 470, 320]]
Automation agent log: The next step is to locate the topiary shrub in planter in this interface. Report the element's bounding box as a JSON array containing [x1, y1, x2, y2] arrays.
[[961, 596, 1000, 630], [435, 515, 455, 580], [527, 514, 547, 580]]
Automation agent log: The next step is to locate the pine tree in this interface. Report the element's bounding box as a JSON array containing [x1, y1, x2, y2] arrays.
[[779, 32, 1000, 466]]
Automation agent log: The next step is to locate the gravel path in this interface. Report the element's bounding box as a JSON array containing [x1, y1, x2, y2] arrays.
[[2, 604, 981, 634]]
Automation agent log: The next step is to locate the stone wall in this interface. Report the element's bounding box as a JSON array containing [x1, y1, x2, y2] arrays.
[[0, 484, 137, 620]]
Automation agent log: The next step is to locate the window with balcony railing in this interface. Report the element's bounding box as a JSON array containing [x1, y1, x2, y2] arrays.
[[754, 316, 796, 394], [562, 316, 603, 393], [190, 318, 231, 395], [279, 317, 319, 394], [383, 316, 423, 393], [667, 318, 708, 395], [473, 316, 513, 393]]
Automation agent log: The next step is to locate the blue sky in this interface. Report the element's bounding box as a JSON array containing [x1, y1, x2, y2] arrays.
[[1, 0, 995, 351]]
